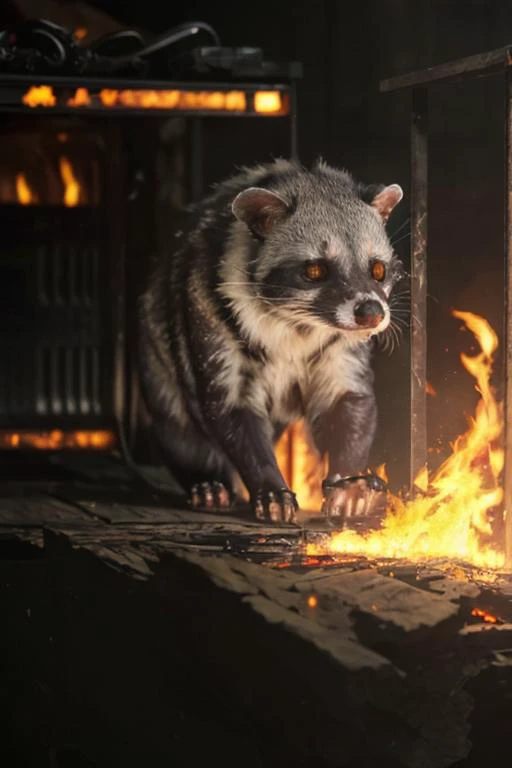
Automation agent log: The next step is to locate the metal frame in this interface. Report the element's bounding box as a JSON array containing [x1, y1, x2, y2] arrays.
[[380, 44, 512, 567]]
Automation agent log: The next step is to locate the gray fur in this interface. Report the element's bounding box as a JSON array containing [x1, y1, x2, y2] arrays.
[[138, 159, 403, 514]]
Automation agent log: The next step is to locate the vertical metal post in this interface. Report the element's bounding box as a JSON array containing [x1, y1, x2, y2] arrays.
[[504, 70, 512, 568], [191, 117, 203, 203], [410, 88, 429, 491], [290, 81, 299, 161]]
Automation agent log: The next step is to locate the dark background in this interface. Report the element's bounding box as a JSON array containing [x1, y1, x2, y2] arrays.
[[86, 0, 509, 488]]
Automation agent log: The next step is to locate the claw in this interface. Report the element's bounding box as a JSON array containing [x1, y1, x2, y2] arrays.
[[322, 474, 387, 530], [252, 488, 298, 524], [189, 481, 232, 511]]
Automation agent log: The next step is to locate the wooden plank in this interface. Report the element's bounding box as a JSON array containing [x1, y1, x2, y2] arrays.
[[0, 495, 98, 527], [381, 45, 512, 92]]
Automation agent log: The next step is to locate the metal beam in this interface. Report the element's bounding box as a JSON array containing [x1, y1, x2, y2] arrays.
[[410, 88, 429, 490], [381, 45, 512, 93]]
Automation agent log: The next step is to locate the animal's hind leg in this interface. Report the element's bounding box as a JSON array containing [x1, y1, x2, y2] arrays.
[[152, 416, 236, 510]]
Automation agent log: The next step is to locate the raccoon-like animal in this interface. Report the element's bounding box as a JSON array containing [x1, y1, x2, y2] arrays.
[[138, 159, 404, 524]]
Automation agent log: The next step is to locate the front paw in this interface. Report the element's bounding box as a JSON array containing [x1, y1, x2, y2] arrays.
[[190, 481, 232, 510], [321, 474, 387, 529], [252, 488, 298, 524]]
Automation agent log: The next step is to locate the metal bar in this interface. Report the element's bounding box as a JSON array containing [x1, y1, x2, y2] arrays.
[[290, 80, 298, 161], [410, 88, 429, 491], [106, 122, 127, 432], [381, 45, 512, 93], [504, 70, 512, 568], [191, 118, 203, 203]]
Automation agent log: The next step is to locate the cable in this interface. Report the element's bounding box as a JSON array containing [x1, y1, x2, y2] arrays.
[[113, 21, 221, 63]]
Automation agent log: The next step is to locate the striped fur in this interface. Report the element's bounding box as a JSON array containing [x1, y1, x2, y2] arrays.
[[138, 159, 403, 508]]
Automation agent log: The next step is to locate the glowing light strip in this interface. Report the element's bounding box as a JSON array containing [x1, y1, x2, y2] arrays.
[[20, 85, 289, 115], [0, 429, 116, 450]]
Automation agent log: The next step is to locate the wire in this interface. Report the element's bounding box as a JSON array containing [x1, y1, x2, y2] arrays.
[[114, 21, 220, 63]]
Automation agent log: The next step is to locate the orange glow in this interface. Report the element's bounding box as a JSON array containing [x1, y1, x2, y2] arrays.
[[375, 463, 389, 484], [98, 88, 247, 111], [22, 85, 56, 107], [0, 429, 116, 450], [73, 27, 88, 41], [67, 88, 92, 107], [426, 380, 437, 396], [275, 420, 326, 511], [21, 85, 290, 115], [307, 310, 506, 570], [16, 173, 36, 205], [59, 156, 80, 207], [471, 607, 498, 624], [254, 90, 283, 114], [307, 594, 318, 608]]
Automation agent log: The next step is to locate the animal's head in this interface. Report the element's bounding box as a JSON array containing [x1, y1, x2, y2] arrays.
[[231, 162, 405, 342]]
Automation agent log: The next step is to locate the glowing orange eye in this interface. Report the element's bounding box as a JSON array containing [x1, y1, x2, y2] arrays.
[[371, 260, 386, 282], [304, 262, 328, 281]]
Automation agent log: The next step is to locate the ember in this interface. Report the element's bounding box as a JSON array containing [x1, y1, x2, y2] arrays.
[[15, 173, 35, 205], [308, 310, 506, 569], [471, 607, 499, 624], [59, 156, 80, 207]]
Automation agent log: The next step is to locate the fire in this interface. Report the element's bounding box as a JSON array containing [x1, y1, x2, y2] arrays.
[[0, 429, 116, 450], [22, 85, 56, 107], [308, 310, 506, 570], [59, 157, 80, 207], [16, 173, 36, 205], [471, 607, 499, 624], [276, 420, 326, 510], [21, 85, 289, 115], [67, 88, 91, 107], [98, 89, 247, 111], [375, 463, 389, 484]]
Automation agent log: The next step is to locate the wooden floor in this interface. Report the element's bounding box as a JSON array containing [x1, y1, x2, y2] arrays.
[[1, 455, 512, 767]]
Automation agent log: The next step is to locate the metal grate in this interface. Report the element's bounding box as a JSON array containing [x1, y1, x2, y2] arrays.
[[0, 206, 112, 429]]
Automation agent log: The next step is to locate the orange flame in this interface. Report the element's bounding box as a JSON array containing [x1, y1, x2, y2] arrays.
[[59, 156, 80, 207], [98, 89, 247, 111], [67, 88, 91, 107], [16, 173, 36, 205], [276, 420, 326, 511], [0, 429, 115, 450], [308, 310, 506, 570], [426, 380, 437, 396], [23, 85, 56, 107], [375, 463, 389, 484], [471, 607, 498, 624]]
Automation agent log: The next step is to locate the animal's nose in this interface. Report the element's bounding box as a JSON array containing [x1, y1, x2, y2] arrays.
[[354, 300, 385, 328]]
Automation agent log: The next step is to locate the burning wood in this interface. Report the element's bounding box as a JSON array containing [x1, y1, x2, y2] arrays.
[[308, 310, 506, 570]]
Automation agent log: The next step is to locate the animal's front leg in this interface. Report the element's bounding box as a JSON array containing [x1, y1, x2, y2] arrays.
[[205, 404, 298, 524], [311, 393, 387, 527]]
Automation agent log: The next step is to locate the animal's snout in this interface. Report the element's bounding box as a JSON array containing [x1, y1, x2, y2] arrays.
[[354, 300, 385, 328]]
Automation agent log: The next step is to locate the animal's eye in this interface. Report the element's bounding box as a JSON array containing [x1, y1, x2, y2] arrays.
[[370, 259, 386, 282], [304, 261, 328, 281]]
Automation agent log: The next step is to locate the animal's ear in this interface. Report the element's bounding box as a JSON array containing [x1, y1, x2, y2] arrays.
[[232, 187, 290, 238], [370, 184, 403, 223]]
